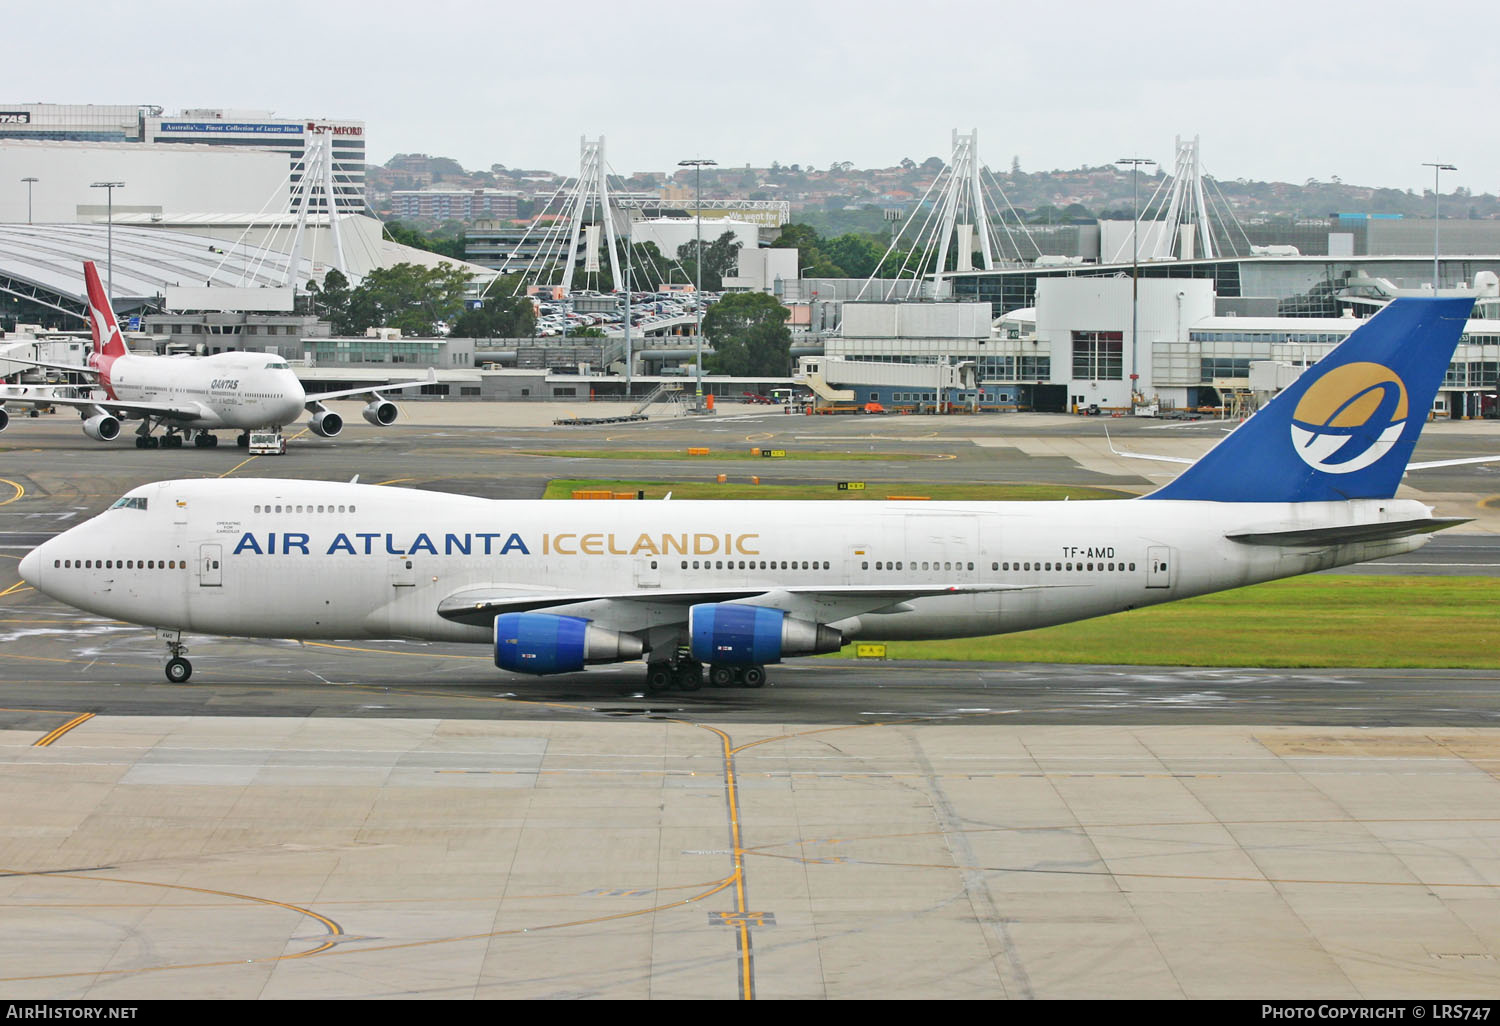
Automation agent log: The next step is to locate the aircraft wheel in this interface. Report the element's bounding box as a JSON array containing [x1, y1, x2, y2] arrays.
[[237, 433, 249, 448], [709, 665, 736, 688], [676, 664, 703, 691], [135, 436, 147, 449], [742, 665, 766, 689], [146, 436, 159, 449], [165, 658, 192, 684], [207, 433, 219, 447], [646, 665, 673, 692]]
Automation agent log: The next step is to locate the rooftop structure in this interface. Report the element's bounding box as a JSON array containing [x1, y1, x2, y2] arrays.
[[0, 104, 366, 214]]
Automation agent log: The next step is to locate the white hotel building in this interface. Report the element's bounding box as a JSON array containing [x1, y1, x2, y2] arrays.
[[0, 103, 366, 214]]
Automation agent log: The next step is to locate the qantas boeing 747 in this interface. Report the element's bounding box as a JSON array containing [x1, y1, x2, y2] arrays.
[[0, 261, 432, 448], [17, 295, 1485, 687]]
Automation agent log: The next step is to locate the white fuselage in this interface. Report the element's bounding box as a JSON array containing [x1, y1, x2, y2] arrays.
[[20, 478, 1436, 652], [102, 352, 305, 430]]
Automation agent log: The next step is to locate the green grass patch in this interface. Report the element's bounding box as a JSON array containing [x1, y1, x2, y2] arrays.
[[543, 479, 1130, 501], [532, 449, 932, 462], [836, 576, 1500, 669]]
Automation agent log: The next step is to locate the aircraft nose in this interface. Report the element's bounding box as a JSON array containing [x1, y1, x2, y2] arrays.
[[19, 545, 41, 587]]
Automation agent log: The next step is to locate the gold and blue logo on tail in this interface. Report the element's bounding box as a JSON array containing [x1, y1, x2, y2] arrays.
[[1289, 362, 1408, 475], [1147, 297, 1473, 503]]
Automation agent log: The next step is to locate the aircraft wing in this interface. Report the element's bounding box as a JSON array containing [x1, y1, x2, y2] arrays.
[[0, 354, 99, 377], [437, 582, 1033, 631], [1103, 427, 1197, 465], [0, 392, 207, 422], [305, 367, 437, 403]]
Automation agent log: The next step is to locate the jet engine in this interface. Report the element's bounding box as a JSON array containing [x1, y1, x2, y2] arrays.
[[688, 603, 843, 665], [493, 612, 643, 675], [362, 399, 399, 426], [0, 407, 8, 432], [82, 414, 121, 442], [308, 408, 344, 438]]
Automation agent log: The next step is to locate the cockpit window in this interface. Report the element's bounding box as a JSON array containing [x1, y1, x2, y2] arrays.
[[109, 496, 148, 511], [264, 360, 290, 370]]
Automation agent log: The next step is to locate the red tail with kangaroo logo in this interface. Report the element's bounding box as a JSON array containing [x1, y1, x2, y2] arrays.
[[82, 261, 127, 395]]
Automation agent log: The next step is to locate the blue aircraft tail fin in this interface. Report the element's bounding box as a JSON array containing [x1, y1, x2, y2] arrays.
[[1143, 296, 1473, 503]]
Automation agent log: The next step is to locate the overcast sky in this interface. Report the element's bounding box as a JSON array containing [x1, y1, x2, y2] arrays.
[[11, 0, 1493, 195]]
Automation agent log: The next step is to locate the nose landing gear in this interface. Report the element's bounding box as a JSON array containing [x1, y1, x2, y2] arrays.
[[158, 629, 192, 683]]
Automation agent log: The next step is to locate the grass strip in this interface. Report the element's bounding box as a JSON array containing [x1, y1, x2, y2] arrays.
[[532, 449, 933, 462], [833, 576, 1500, 669]]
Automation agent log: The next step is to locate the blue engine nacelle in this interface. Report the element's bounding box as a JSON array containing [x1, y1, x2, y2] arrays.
[[494, 612, 644, 675], [688, 603, 843, 666]]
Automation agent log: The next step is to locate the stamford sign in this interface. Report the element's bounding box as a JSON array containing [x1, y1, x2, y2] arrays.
[[306, 123, 363, 136]]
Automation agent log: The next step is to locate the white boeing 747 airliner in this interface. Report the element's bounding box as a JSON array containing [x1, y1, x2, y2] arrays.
[[0, 261, 432, 448], [18, 296, 1481, 688]]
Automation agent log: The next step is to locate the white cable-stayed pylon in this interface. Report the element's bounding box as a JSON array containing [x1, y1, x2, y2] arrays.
[[860, 129, 1038, 301], [561, 137, 623, 293], [284, 131, 347, 286], [1104, 137, 1249, 263], [493, 136, 680, 297], [1147, 135, 1255, 261], [931, 129, 994, 292]]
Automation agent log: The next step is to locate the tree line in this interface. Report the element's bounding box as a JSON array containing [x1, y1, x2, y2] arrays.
[[307, 265, 536, 339]]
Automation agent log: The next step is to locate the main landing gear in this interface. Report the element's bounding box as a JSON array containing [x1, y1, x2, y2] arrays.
[[646, 658, 703, 692], [644, 658, 767, 692], [133, 421, 217, 449], [158, 630, 192, 683], [708, 664, 766, 688]]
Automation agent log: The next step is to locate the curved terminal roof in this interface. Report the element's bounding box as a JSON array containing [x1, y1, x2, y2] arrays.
[[0, 223, 306, 320]]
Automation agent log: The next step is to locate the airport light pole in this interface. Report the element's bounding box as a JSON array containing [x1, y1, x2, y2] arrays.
[[21, 177, 37, 225], [91, 181, 125, 301], [1422, 162, 1456, 293], [1116, 157, 1155, 406], [678, 157, 716, 411], [623, 220, 633, 396]]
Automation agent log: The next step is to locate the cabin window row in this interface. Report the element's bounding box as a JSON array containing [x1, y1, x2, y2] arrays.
[[990, 560, 1137, 572], [253, 504, 356, 514], [674, 559, 832, 571], [863, 561, 975, 571], [56, 559, 185, 570]]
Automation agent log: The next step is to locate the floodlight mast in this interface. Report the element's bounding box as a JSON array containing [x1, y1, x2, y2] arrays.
[[1422, 161, 1456, 292], [1116, 157, 1155, 404], [678, 157, 716, 411], [21, 177, 38, 225], [90, 181, 125, 302]]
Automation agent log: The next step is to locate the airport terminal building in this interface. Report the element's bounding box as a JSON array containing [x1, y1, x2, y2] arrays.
[[827, 263, 1500, 418]]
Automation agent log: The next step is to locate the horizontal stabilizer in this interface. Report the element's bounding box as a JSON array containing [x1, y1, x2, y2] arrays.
[[1226, 517, 1470, 547]]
